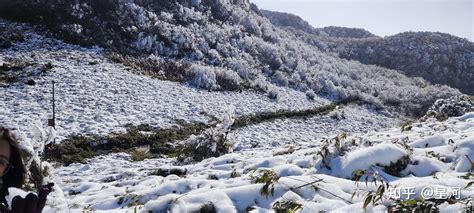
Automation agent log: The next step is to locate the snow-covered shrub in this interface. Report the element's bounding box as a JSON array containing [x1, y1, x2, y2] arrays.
[[186, 64, 218, 90], [0, 23, 25, 49], [186, 64, 242, 91], [267, 88, 280, 101], [272, 71, 289, 87], [329, 110, 346, 121], [251, 77, 270, 93], [133, 33, 156, 53], [16, 120, 56, 190], [250, 169, 280, 197], [315, 135, 343, 167], [214, 67, 242, 91], [257, 42, 283, 70], [273, 200, 303, 213], [241, 16, 262, 37], [225, 57, 255, 79], [131, 149, 150, 161], [338, 144, 408, 178], [177, 107, 235, 162], [207, 49, 222, 65], [107, 53, 190, 82], [305, 90, 316, 100], [423, 95, 473, 121], [313, 133, 412, 178]]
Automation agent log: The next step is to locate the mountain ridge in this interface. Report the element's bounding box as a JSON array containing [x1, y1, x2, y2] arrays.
[[261, 9, 474, 95]]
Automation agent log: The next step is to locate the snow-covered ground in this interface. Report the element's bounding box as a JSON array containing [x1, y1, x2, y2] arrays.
[[0, 24, 327, 141], [48, 113, 474, 212], [1, 21, 472, 212], [231, 106, 399, 152]]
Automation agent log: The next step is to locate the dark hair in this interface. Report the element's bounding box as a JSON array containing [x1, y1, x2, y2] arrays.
[[0, 127, 26, 204]]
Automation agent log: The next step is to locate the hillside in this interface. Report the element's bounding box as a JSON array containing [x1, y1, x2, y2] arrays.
[[262, 9, 474, 95], [0, 0, 460, 116], [260, 10, 315, 34], [261, 10, 377, 39], [334, 32, 474, 95], [1, 25, 471, 211], [0, 0, 472, 212]]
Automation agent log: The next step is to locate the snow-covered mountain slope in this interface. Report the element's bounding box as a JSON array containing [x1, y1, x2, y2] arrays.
[[261, 10, 377, 39], [0, 22, 328, 141], [230, 105, 399, 152], [49, 112, 474, 212], [0, 0, 461, 115], [1, 19, 449, 213], [0, 4, 472, 213], [263, 10, 474, 95]]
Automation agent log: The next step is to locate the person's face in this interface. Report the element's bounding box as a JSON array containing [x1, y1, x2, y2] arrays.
[[0, 139, 11, 177]]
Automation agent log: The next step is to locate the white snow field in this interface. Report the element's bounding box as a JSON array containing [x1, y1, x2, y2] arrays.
[[0, 26, 328, 141], [48, 112, 474, 212], [230, 106, 399, 152], [1, 22, 472, 212]]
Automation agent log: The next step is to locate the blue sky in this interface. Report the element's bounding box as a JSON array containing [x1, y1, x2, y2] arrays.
[[251, 0, 473, 41]]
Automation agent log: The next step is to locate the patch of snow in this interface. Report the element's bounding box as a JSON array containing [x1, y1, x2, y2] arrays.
[[455, 155, 472, 172], [338, 144, 407, 178], [402, 156, 447, 177], [455, 136, 474, 160], [410, 135, 446, 148]]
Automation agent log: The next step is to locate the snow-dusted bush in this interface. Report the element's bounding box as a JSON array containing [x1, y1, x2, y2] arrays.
[[133, 33, 156, 52], [423, 95, 473, 121], [251, 76, 270, 93], [186, 64, 218, 90], [0, 22, 25, 49], [177, 106, 235, 162], [241, 16, 262, 37], [15, 120, 56, 190], [272, 71, 289, 87], [338, 144, 408, 178], [267, 88, 280, 101], [224, 57, 256, 79], [186, 64, 243, 91], [305, 90, 316, 100], [257, 42, 283, 70], [329, 110, 346, 120], [214, 66, 242, 91]]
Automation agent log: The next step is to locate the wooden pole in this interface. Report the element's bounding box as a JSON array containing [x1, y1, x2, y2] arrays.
[[46, 80, 56, 156], [52, 80, 55, 127], [48, 80, 56, 128]]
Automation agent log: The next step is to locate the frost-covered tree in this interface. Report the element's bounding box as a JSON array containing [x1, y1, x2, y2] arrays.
[[263, 10, 473, 95], [186, 64, 218, 90]]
